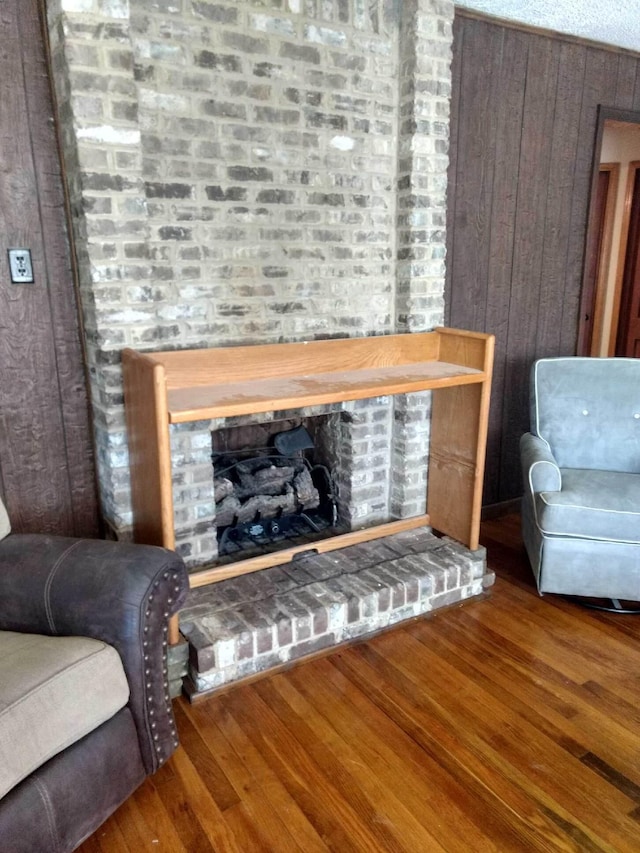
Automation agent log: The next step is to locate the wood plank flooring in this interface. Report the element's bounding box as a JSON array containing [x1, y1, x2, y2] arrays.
[[80, 515, 640, 852]]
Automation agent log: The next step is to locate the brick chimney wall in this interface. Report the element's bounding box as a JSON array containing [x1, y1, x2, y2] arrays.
[[45, 0, 454, 563]]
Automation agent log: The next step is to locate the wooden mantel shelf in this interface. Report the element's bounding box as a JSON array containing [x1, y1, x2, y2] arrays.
[[122, 327, 495, 609], [166, 360, 484, 422], [127, 327, 491, 423]]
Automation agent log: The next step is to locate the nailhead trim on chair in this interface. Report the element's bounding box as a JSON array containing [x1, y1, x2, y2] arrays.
[[140, 567, 186, 770]]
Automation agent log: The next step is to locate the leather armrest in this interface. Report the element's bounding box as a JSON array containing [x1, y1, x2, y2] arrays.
[[520, 433, 562, 494], [0, 534, 189, 774]]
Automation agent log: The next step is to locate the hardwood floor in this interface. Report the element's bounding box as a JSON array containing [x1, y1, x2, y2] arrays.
[[80, 515, 640, 852]]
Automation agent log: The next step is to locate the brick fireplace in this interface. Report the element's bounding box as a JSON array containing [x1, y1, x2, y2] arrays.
[[122, 329, 494, 695], [43, 0, 492, 693], [45, 0, 454, 546]]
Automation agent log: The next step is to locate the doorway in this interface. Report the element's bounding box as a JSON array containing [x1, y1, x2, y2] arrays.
[[579, 108, 640, 357], [615, 162, 640, 356]]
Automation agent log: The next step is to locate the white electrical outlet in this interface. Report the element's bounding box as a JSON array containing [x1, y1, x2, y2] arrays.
[[8, 249, 34, 284]]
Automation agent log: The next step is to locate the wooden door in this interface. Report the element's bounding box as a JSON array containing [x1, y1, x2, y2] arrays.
[[578, 164, 619, 356], [616, 166, 640, 357], [0, 0, 100, 536]]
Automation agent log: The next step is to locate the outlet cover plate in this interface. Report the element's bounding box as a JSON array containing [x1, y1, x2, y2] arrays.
[[8, 248, 34, 284]]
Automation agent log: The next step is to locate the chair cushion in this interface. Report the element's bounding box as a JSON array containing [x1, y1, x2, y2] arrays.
[[0, 631, 129, 800], [535, 468, 640, 544], [0, 498, 9, 541]]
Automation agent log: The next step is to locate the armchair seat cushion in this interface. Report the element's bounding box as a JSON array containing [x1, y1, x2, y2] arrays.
[[0, 631, 129, 800], [536, 469, 640, 544]]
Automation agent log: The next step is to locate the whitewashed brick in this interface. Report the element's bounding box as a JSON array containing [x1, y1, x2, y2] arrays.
[[61, 0, 97, 11], [47, 0, 453, 551], [305, 23, 346, 45], [100, 0, 129, 17], [77, 125, 141, 145], [251, 14, 296, 35]]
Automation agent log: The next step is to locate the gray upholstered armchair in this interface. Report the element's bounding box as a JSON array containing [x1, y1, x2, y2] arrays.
[[520, 357, 640, 606]]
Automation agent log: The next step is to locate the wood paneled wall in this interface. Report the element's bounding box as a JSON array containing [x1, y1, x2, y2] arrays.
[[446, 12, 640, 506], [0, 0, 100, 536]]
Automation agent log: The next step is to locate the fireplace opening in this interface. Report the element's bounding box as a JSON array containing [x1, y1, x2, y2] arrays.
[[212, 422, 340, 560]]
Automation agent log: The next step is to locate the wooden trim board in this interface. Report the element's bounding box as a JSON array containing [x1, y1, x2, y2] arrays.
[[122, 350, 175, 550], [189, 515, 431, 587]]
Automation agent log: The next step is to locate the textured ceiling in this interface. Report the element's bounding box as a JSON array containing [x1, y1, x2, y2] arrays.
[[455, 1, 640, 53]]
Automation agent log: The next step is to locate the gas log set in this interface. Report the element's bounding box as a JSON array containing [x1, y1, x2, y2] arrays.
[[212, 425, 338, 556]]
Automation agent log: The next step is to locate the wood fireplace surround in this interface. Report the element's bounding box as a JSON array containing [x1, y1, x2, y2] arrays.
[[122, 327, 494, 641]]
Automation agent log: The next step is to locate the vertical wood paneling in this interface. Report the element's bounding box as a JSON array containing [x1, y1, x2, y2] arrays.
[[0, 0, 99, 535], [499, 35, 561, 498], [447, 18, 531, 504], [482, 26, 529, 505], [444, 15, 463, 327], [536, 42, 587, 359], [632, 62, 640, 112], [448, 13, 640, 504], [445, 19, 502, 334], [23, 0, 99, 536], [0, 0, 67, 531], [615, 54, 638, 108]]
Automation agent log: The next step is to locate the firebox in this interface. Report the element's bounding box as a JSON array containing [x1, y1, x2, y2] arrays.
[[212, 422, 340, 559]]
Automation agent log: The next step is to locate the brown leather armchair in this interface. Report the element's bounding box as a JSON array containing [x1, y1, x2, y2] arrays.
[[0, 533, 189, 853]]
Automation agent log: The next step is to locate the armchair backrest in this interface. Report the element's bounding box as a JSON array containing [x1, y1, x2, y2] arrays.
[[531, 357, 640, 472]]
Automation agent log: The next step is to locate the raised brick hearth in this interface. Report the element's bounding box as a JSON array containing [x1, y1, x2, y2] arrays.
[[177, 527, 493, 698]]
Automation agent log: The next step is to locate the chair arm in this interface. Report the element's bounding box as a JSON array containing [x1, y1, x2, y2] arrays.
[[520, 433, 562, 494], [0, 534, 189, 774]]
